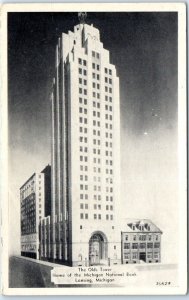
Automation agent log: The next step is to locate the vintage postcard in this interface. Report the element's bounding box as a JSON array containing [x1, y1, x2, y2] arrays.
[[0, 3, 187, 295]]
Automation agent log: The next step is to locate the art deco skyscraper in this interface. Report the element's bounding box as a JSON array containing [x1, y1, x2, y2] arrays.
[[51, 16, 121, 266]]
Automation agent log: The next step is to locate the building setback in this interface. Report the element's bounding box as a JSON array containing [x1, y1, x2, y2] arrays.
[[121, 219, 162, 264], [20, 165, 51, 259], [49, 18, 121, 266]]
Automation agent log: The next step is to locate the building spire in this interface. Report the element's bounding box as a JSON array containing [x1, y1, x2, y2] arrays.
[[78, 12, 87, 24]]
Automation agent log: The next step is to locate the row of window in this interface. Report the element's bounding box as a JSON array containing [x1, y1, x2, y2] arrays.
[[78, 58, 87, 66], [79, 126, 88, 133], [124, 242, 160, 249], [79, 77, 87, 85], [92, 82, 100, 89], [105, 68, 112, 75], [79, 87, 87, 95], [92, 63, 100, 71], [79, 68, 87, 76], [105, 86, 112, 93], [105, 95, 112, 102], [125, 234, 159, 241], [105, 105, 113, 112], [80, 203, 88, 209], [79, 194, 113, 202], [105, 77, 112, 84], [92, 51, 100, 59], [105, 124, 113, 130], [124, 252, 159, 260], [92, 72, 100, 80], [79, 97, 87, 105], [79, 105, 113, 117]]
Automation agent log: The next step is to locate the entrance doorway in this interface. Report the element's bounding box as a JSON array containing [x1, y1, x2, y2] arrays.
[[89, 232, 108, 265], [139, 252, 146, 262]]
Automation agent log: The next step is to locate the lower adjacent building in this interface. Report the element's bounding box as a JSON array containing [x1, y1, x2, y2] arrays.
[[121, 219, 162, 264], [39, 216, 51, 260], [20, 165, 51, 259]]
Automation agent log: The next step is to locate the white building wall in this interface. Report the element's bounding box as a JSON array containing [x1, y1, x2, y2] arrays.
[[52, 23, 121, 265]]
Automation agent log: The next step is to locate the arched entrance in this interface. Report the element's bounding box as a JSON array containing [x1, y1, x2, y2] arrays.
[[89, 232, 108, 265]]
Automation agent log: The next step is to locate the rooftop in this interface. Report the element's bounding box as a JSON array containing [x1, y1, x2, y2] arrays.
[[122, 219, 162, 233]]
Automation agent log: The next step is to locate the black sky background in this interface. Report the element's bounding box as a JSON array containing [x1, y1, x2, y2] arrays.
[[8, 12, 178, 150]]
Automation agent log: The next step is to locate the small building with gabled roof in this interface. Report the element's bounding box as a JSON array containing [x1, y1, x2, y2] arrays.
[[121, 219, 163, 264]]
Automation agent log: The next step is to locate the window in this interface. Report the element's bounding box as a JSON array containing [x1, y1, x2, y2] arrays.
[[132, 243, 138, 249], [105, 68, 108, 74], [125, 235, 128, 241], [78, 58, 82, 65], [79, 88, 82, 94], [92, 72, 95, 79], [92, 51, 95, 57], [94, 214, 97, 219], [83, 60, 87, 66], [139, 235, 146, 241], [132, 253, 138, 259], [147, 243, 153, 249], [109, 69, 112, 75], [106, 215, 109, 220], [124, 243, 130, 249], [92, 63, 95, 69], [154, 252, 159, 259], [124, 253, 130, 259], [79, 78, 82, 84], [80, 203, 84, 209], [140, 243, 146, 249], [85, 213, 88, 219], [79, 97, 82, 104], [80, 213, 84, 219], [83, 69, 87, 76], [154, 242, 160, 248], [98, 214, 101, 220], [79, 68, 82, 74]]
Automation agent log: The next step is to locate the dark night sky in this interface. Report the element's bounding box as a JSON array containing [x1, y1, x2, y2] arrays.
[[8, 12, 178, 259]]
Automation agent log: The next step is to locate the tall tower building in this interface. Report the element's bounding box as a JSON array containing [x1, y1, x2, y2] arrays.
[[51, 16, 121, 266]]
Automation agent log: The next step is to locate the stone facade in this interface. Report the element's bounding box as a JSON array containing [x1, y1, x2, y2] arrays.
[[121, 219, 162, 264]]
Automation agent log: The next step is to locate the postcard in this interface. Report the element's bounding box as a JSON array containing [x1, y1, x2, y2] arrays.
[[0, 3, 187, 295]]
